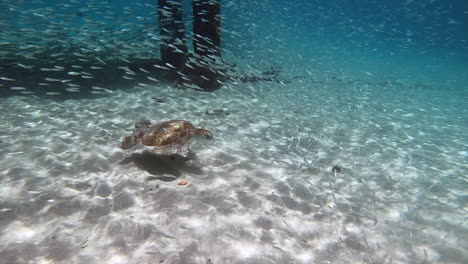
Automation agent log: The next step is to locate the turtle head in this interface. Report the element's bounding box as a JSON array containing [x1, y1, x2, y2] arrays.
[[196, 129, 213, 140]]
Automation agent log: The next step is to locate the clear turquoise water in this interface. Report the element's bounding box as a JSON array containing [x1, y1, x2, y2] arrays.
[[0, 0, 466, 263]]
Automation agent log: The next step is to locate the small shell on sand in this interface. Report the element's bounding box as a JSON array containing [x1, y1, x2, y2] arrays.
[[177, 179, 189, 186]]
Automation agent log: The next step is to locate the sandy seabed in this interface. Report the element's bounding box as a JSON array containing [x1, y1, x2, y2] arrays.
[[0, 76, 466, 264]]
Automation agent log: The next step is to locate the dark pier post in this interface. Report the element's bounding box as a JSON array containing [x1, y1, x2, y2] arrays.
[[157, 0, 187, 70], [192, 0, 221, 59], [182, 0, 224, 91]]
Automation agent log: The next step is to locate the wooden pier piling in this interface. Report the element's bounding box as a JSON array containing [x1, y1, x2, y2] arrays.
[[157, 0, 187, 70]]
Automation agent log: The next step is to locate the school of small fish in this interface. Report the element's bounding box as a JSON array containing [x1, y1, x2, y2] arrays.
[[0, 0, 238, 96], [0, 0, 463, 96]]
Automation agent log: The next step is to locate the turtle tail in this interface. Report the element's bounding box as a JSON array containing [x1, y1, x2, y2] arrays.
[[120, 135, 136, 150]]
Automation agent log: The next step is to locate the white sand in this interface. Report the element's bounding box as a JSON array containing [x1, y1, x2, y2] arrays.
[[0, 77, 466, 263]]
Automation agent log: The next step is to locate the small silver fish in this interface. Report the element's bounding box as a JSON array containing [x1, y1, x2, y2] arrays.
[[153, 64, 170, 70], [147, 76, 159, 82], [67, 71, 81, 75], [44, 78, 60, 82], [65, 87, 80, 92], [165, 63, 176, 69]]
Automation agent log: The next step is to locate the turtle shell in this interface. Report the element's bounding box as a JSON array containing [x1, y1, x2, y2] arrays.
[[137, 120, 197, 155], [121, 119, 212, 156]]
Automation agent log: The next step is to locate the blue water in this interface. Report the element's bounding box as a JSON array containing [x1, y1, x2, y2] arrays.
[[0, 0, 467, 263], [222, 0, 468, 87]]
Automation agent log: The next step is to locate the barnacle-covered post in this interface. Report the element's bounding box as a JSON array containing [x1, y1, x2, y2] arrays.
[[157, 0, 187, 70]]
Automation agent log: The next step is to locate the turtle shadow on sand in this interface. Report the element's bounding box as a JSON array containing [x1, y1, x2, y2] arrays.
[[118, 150, 202, 182]]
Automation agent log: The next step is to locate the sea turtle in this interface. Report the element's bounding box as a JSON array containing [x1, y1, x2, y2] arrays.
[[120, 119, 212, 156]]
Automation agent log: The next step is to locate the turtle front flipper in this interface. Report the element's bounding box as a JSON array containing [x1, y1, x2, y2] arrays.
[[120, 135, 136, 150]]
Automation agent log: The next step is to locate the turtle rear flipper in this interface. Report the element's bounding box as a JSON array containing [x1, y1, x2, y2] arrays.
[[120, 135, 136, 150]]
